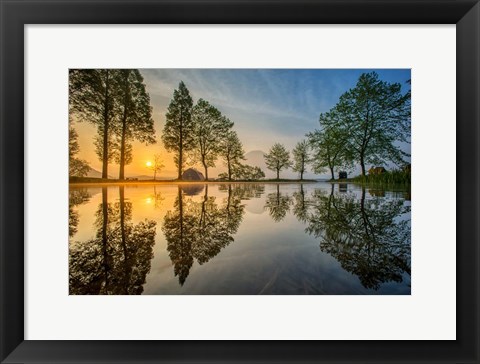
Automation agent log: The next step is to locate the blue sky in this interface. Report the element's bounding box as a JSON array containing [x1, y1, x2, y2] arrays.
[[139, 68, 411, 178]]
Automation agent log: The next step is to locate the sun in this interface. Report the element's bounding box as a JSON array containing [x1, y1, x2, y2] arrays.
[[146, 161, 152, 167]]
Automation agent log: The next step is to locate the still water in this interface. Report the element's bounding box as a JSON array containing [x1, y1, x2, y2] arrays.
[[69, 182, 411, 295]]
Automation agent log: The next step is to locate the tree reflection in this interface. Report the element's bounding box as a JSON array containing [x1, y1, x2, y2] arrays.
[[69, 187, 157, 295], [69, 188, 91, 237], [162, 185, 245, 286], [305, 187, 410, 290], [292, 184, 310, 223], [264, 184, 292, 222]]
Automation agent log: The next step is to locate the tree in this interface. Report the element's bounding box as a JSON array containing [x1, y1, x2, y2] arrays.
[[264, 143, 292, 180], [231, 164, 265, 180], [334, 72, 411, 175], [292, 140, 310, 180], [218, 130, 245, 181], [307, 109, 350, 180], [161, 81, 194, 180], [191, 99, 233, 180], [69, 69, 119, 179], [148, 154, 165, 181], [115, 69, 156, 180], [69, 126, 90, 177]]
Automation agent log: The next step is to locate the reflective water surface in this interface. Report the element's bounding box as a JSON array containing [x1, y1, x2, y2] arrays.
[[69, 183, 411, 295]]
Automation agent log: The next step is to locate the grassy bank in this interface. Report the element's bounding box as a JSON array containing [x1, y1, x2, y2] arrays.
[[335, 170, 411, 188]]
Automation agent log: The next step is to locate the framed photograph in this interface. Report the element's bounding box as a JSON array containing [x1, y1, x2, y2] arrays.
[[1, 0, 478, 363]]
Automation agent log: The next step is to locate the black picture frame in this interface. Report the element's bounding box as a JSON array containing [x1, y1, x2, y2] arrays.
[[1, 0, 478, 363]]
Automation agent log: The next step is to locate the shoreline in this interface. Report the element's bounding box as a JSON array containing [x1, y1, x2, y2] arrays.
[[69, 179, 321, 187]]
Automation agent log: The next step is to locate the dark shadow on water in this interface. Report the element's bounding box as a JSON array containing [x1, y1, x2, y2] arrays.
[[69, 186, 157, 295], [162, 184, 245, 286], [304, 186, 411, 290]]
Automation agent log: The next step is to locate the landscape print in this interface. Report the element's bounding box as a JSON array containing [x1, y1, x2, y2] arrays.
[[69, 69, 411, 295]]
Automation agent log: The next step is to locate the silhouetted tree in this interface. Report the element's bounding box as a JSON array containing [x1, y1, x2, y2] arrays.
[[69, 69, 119, 179], [219, 130, 245, 181], [162, 81, 194, 180], [292, 140, 310, 180], [69, 127, 90, 177], [264, 143, 292, 180], [148, 154, 165, 181], [115, 69, 156, 180], [191, 99, 234, 180]]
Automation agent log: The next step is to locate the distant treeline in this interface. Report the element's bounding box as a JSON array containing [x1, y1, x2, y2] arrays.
[[69, 70, 410, 181]]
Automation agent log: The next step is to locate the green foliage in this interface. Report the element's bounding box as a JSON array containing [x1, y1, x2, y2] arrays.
[[334, 72, 411, 174], [350, 169, 411, 187], [292, 139, 310, 180], [231, 164, 265, 180], [307, 72, 410, 178], [307, 108, 352, 180], [264, 143, 292, 180], [218, 130, 245, 181], [191, 98, 234, 179], [161, 81, 194, 179]]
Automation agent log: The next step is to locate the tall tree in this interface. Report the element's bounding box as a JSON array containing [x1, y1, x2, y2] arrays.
[[69, 126, 90, 177], [191, 99, 233, 180], [161, 81, 194, 180], [292, 140, 310, 180], [307, 109, 350, 180], [334, 72, 411, 175], [69, 69, 119, 179], [115, 69, 156, 180], [219, 130, 245, 181], [264, 143, 292, 180]]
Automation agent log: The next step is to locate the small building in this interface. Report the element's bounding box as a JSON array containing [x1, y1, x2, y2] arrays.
[[368, 166, 387, 175], [182, 168, 205, 181], [338, 171, 347, 179]]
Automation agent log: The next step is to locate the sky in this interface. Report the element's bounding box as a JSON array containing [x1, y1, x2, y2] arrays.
[[74, 68, 411, 179]]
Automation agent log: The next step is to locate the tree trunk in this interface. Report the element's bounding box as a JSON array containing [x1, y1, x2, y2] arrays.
[[119, 72, 130, 181], [178, 109, 183, 180], [300, 170, 304, 181], [119, 119, 127, 180], [360, 153, 366, 176], [330, 167, 335, 180], [276, 169, 279, 180], [153, 169, 156, 181], [202, 158, 208, 181], [102, 70, 110, 179], [227, 157, 232, 181]]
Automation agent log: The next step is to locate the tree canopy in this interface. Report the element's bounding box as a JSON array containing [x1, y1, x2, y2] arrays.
[[264, 143, 292, 180]]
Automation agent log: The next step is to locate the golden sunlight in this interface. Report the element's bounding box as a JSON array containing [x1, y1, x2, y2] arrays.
[[145, 161, 152, 167]]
